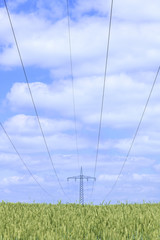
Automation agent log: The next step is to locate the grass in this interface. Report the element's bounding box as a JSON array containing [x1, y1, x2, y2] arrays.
[[0, 200, 160, 239]]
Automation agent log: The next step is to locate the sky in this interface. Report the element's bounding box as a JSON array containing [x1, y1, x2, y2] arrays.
[[0, 0, 160, 205]]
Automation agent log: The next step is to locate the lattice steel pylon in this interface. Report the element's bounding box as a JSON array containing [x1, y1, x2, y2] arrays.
[[67, 166, 96, 205]]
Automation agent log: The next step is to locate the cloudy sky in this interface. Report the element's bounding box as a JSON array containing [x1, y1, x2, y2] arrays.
[[0, 0, 160, 205]]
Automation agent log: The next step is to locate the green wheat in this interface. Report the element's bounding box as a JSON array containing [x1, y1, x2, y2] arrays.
[[0, 201, 160, 239]]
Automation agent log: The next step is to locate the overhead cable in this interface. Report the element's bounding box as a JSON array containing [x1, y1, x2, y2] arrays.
[[102, 66, 160, 202], [66, 0, 80, 171], [0, 122, 54, 199], [3, 0, 70, 202], [90, 0, 114, 200]]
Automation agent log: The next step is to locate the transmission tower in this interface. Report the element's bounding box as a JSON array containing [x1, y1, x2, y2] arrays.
[[67, 166, 96, 205]]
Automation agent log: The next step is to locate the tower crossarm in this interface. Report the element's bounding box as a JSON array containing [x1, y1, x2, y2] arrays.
[[67, 175, 96, 181], [83, 176, 96, 181], [67, 176, 79, 181]]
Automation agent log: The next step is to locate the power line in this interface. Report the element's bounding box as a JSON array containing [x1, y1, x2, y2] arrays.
[[102, 66, 160, 202], [3, 0, 70, 202], [0, 122, 54, 199], [90, 0, 114, 200], [66, 0, 80, 171]]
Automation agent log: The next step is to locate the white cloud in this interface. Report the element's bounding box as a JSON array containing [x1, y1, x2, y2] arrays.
[[0, 131, 90, 153], [0, 152, 19, 163], [4, 114, 77, 135], [113, 0, 160, 22], [8, 0, 29, 10], [153, 164, 160, 172], [114, 132, 160, 155], [1, 4, 160, 77], [36, 0, 66, 20], [73, 0, 160, 22], [1, 174, 44, 186], [3, 73, 160, 157], [6, 74, 160, 129], [71, 0, 110, 17], [132, 173, 160, 183], [0, 114, 91, 153], [98, 174, 121, 181]]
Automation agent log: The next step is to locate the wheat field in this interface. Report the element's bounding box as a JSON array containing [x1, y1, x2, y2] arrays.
[[0, 201, 160, 239]]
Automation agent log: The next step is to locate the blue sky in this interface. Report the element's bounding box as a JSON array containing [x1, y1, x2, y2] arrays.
[[0, 0, 160, 205]]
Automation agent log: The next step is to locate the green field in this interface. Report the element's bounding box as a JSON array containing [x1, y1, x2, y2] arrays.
[[0, 201, 160, 239]]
